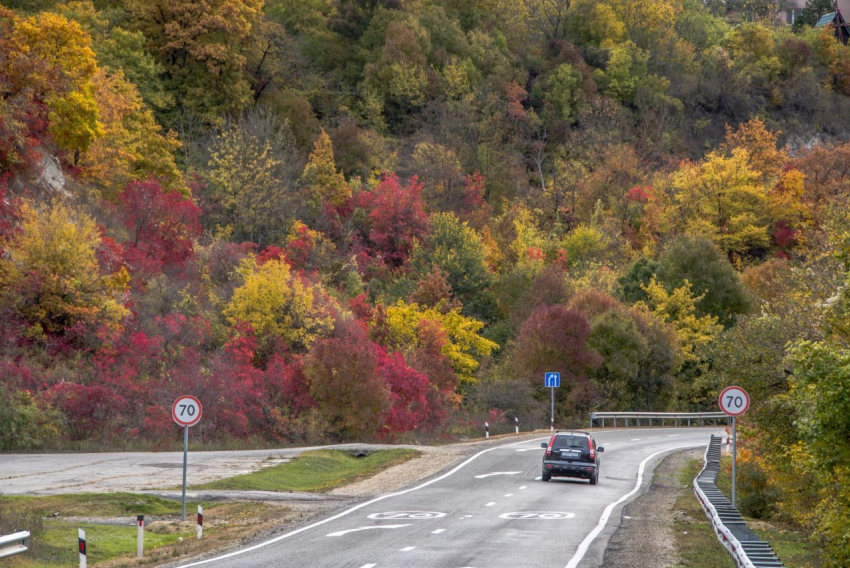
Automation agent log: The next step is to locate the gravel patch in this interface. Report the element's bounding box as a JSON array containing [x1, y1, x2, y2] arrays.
[[602, 448, 703, 568]]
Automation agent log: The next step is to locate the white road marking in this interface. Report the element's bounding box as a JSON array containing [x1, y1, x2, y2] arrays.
[[563, 443, 704, 568], [668, 434, 680, 437], [485, 502, 496, 507], [515, 448, 542, 452], [519, 486, 528, 490], [504, 493, 514, 497], [474, 471, 522, 479], [400, 546, 416, 552], [535, 476, 542, 480], [501, 511, 575, 520], [359, 564, 377, 568], [326, 524, 411, 537], [431, 529, 445, 534], [179, 435, 550, 567], [367, 511, 445, 520], [630, 438, 641, 441], [462, 515, 473, 519]]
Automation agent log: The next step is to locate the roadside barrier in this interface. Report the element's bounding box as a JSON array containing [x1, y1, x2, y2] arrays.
[[0, 531, 30, 559], [589, 411, 729, 428], [693, 435, 784, 568]]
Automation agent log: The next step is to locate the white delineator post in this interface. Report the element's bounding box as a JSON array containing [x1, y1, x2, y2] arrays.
[[515, 416, 519, 435], [197, 505, 203, 539], [485, 421, 489, 439], [78, 528, 86, 568], [137, 515, 144, 558]]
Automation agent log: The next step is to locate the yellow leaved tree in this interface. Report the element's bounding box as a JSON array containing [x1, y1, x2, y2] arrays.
[[225, 258, 334, 352], [0, 200, 128, 337], [380, 300, 498, 386], [301, 129, 350, 206], [639, 276, 722, 361]]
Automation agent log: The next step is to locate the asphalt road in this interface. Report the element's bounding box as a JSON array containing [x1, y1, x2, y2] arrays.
[[179, 427, 722, 568]]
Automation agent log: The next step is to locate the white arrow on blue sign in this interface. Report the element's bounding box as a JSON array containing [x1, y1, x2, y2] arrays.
[[545, 372, 560, 388]]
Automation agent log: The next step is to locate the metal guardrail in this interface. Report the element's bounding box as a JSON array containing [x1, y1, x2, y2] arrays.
[[693, 435, 784, 568], [589, 411, 730, 428], [0, 531, 30, 559]]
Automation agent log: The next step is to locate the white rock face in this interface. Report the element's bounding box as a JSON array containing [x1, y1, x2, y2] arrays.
[[36, 152, 69, 195]]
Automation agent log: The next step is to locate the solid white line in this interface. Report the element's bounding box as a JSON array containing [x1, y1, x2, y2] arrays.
[[519, 486, 527, 490], [504, 493, 513, 497], [178, 435, 549, 567], [485, 502, 496, 507], [400, 546, 416, 552], [431, 529, 445, 534], [359, 564, 377, 568], [563, 443, 703, 568], [474, 471, 522, 478], [326, 524, 410, 537]]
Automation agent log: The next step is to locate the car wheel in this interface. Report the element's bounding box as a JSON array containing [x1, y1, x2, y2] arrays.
[[589, 469, 598, 485], [542, 472, 551, 482]]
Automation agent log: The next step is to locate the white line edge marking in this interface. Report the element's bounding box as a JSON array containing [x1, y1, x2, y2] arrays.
[[431, 529, 445, 534], [177, 435, 549, 566], [563, 443, 703, 568], [400, 546, 416, 552], [485, 502, 496, 507], [326, 524, 411, 537]]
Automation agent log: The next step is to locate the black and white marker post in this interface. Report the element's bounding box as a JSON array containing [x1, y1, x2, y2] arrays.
[[137, 515, 144, 558], [78, 528, 86, 568], [172, 395, 203, 521], [484, 421, 489, 439], [515, 416, 519, 435], [718, 385, 750, 508], [197, 505, 203, 539]]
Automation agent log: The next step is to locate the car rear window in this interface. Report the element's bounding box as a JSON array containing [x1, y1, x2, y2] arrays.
[[552, 435, 589, 450]]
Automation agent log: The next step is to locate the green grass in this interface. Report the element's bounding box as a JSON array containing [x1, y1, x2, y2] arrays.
[[673, 457, 734, 567], [1, 492, 185, 519], [27, 521, 193, 566], [194, 448, 420, 492]]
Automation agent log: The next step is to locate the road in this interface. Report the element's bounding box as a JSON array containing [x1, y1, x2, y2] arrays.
[[179, 427, 722, 568], [0, 443, 427, 494]]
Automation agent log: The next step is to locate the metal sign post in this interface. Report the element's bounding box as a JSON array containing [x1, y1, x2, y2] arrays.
[[545, 373, 560, 431], [718, 385, 750, 508], [172, 395, 203, 522]]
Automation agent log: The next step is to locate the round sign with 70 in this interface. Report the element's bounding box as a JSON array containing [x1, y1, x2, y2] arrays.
[[172, 395, 202, 427], [718, 386, 749, 416]]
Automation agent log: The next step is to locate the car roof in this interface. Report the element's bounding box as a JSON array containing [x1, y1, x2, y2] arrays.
[[555, 431, 592, 437]]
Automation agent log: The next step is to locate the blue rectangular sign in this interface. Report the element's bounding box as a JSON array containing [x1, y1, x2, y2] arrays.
[[545, 372, 560, 388]]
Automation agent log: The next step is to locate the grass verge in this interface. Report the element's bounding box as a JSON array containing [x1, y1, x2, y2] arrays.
[[194, 448, 420, 492], [672, 457, 734, 567], [0, 494, 288, 567]]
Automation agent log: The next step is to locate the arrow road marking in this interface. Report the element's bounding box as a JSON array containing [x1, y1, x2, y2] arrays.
[[326, 524, 410, 537], [474, 471, 522, 479]]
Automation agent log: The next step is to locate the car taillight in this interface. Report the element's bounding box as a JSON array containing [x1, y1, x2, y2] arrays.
[[587, 436, 595, 460], [546, 436, 554, 457]]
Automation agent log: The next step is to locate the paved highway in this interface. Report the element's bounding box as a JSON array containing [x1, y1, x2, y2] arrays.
[[179, 427, 722, 568]]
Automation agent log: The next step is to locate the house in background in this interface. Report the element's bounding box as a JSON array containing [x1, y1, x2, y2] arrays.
[[782, 0, 850, 25]]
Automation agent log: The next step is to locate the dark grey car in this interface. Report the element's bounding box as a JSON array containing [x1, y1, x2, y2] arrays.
[[540, 431, 604, 484]]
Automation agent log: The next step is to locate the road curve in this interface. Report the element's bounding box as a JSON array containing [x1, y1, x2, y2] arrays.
[[178, 427, 722, 568]]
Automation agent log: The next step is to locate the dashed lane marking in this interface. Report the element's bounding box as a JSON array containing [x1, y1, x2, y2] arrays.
[[668, 434, 680, 437], [485, 502, 496, 507], [630, 438, 641, 441], [359, 565, 377, 568], [504, 493, 514, 497], [534, 476, 542, 481], [431, 529, 445, 534], [400, 547, 416, 552], [519, 486, 528, 490], [474, 471, 522, 479]]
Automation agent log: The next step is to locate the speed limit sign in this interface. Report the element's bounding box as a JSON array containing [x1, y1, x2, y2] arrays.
[[718, 386, 749, 416], [172, 395, 202, 427]]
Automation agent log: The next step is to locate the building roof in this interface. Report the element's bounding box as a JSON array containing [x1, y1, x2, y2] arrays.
[[816, 12, 837, 27]]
